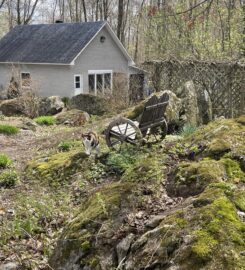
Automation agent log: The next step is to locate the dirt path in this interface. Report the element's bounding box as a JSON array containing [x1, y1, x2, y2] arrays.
[[0, 116, 112, 171], [0, 125, 82, 170]]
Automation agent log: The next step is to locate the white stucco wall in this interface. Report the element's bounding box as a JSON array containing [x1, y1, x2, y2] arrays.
[[0, 26, 130, 97]]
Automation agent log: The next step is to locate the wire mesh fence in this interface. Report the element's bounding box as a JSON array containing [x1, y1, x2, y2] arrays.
[[144, 59, 245, 121]]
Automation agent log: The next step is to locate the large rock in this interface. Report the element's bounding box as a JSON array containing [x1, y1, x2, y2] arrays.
[[47, 117, 245, 270], [0, 98, 25, 116], [177, 81, 200, 126], [55, 109, 90, 126], [124, 90, 182, 132], [39, 96, 64, 116], [70, 94, 109, 115]]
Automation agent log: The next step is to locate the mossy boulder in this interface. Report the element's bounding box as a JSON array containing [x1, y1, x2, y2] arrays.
[[49, 182, 136, 269], [125, 187, 245, 270], [206, 138, 231, 157], [236, 115, 245, 125], [55, 109, 90, 126], [26, 149, 88, 185], [70, 94, 109, 115], [49, 116, 245, 270], [167, 160, 227, 197]]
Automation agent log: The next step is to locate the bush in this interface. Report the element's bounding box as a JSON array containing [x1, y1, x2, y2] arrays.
[[0, 154, 12, 168], [34, 116, 56, 126], [0, 124, 19, 135], [0, 170, 19, 188]]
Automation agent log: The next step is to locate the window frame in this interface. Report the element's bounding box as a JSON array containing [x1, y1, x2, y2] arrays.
[[88, 70, 113, 95], [21, 72, 31, 88], [74, 74, 81, 90]]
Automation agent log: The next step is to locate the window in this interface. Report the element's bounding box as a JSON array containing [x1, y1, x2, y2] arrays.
[[89, 74, 95, 94], [21, 72, 31, 87], [104, 73, 111, 90], [88, 70, 112, 95], [74, 75, 81, 89], [100, 36, 106, 43], [96, 74, 103, 93]]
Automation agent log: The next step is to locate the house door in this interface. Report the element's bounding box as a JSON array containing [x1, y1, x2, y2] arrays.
[[74, 74, 83, 96]]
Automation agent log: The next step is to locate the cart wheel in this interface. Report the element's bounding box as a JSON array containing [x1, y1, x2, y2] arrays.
[[146, 118, 168, 144], [105, 117, 143, 150]]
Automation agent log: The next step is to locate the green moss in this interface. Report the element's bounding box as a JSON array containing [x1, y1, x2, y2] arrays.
[[81, 240, 91, 253], [233, 190, 245, 212], [220, 158, 245, 182], [89, 257, 99, 268], [122, 153, 163, 183], [236, 115, 245, 125], [173, 160, 226, 196], [207, 138, 231, 157], [124, 101, 145, 120], [26, 149, 88, 185], [192, 230, 218, 260], [65, 182, 134, 239]]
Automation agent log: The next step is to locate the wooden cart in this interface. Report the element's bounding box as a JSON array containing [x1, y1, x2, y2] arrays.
[[105, 93, 169, 149]]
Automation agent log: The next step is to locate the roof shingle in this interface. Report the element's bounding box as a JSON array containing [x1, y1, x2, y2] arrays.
[[0, 21, 106, 64]]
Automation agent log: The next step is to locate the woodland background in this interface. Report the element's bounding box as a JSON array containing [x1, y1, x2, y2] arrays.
[[0, 0, 245, 63]]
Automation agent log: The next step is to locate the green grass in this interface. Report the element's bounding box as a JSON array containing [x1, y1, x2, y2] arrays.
[[34, 116, 56, 126], [0, 124, 19, 135], [0, 154, 12, 169]]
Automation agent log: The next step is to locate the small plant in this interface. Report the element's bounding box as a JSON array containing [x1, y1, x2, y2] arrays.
[[58, 141, 72, 152], [34, 116, 56, 126], [0, 170, 19, 188], [61, 96, 70, 108], [0, 124, 19, 135], [0, 154, 12, 169], [58, 140, 82, 152], [179, 124, 197, 137]]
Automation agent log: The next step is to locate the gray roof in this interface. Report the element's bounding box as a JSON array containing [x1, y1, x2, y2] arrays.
[[0, 21, 106, 64]]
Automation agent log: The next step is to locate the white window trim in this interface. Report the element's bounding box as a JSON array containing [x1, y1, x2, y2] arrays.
[[74, 74, 83, 95], [88, 70, 113, 95], [21, 72, 31, 88], [74, 74, 81, 89]]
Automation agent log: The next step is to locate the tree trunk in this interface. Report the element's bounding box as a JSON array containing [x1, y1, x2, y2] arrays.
[[117, 0, 124, 40], [82, 0, 87, 22]]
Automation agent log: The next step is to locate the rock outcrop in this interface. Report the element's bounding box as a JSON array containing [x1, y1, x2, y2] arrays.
[[48, 116, 245, 270], [70, 94, 109, 115], [38, 96, 64, 116], [0, 98, 25, 116], [55, 109, 90, 126]]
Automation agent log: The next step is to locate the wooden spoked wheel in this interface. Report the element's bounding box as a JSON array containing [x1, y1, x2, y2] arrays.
[[105, 117, 143, 150]]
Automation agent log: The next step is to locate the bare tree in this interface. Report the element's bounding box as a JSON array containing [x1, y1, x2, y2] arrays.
[[0, 0, 5, 10], [117, 0, 124, 40]]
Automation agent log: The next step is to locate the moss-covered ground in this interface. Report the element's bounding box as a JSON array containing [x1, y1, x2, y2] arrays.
[[0, 114, 244, 270]]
